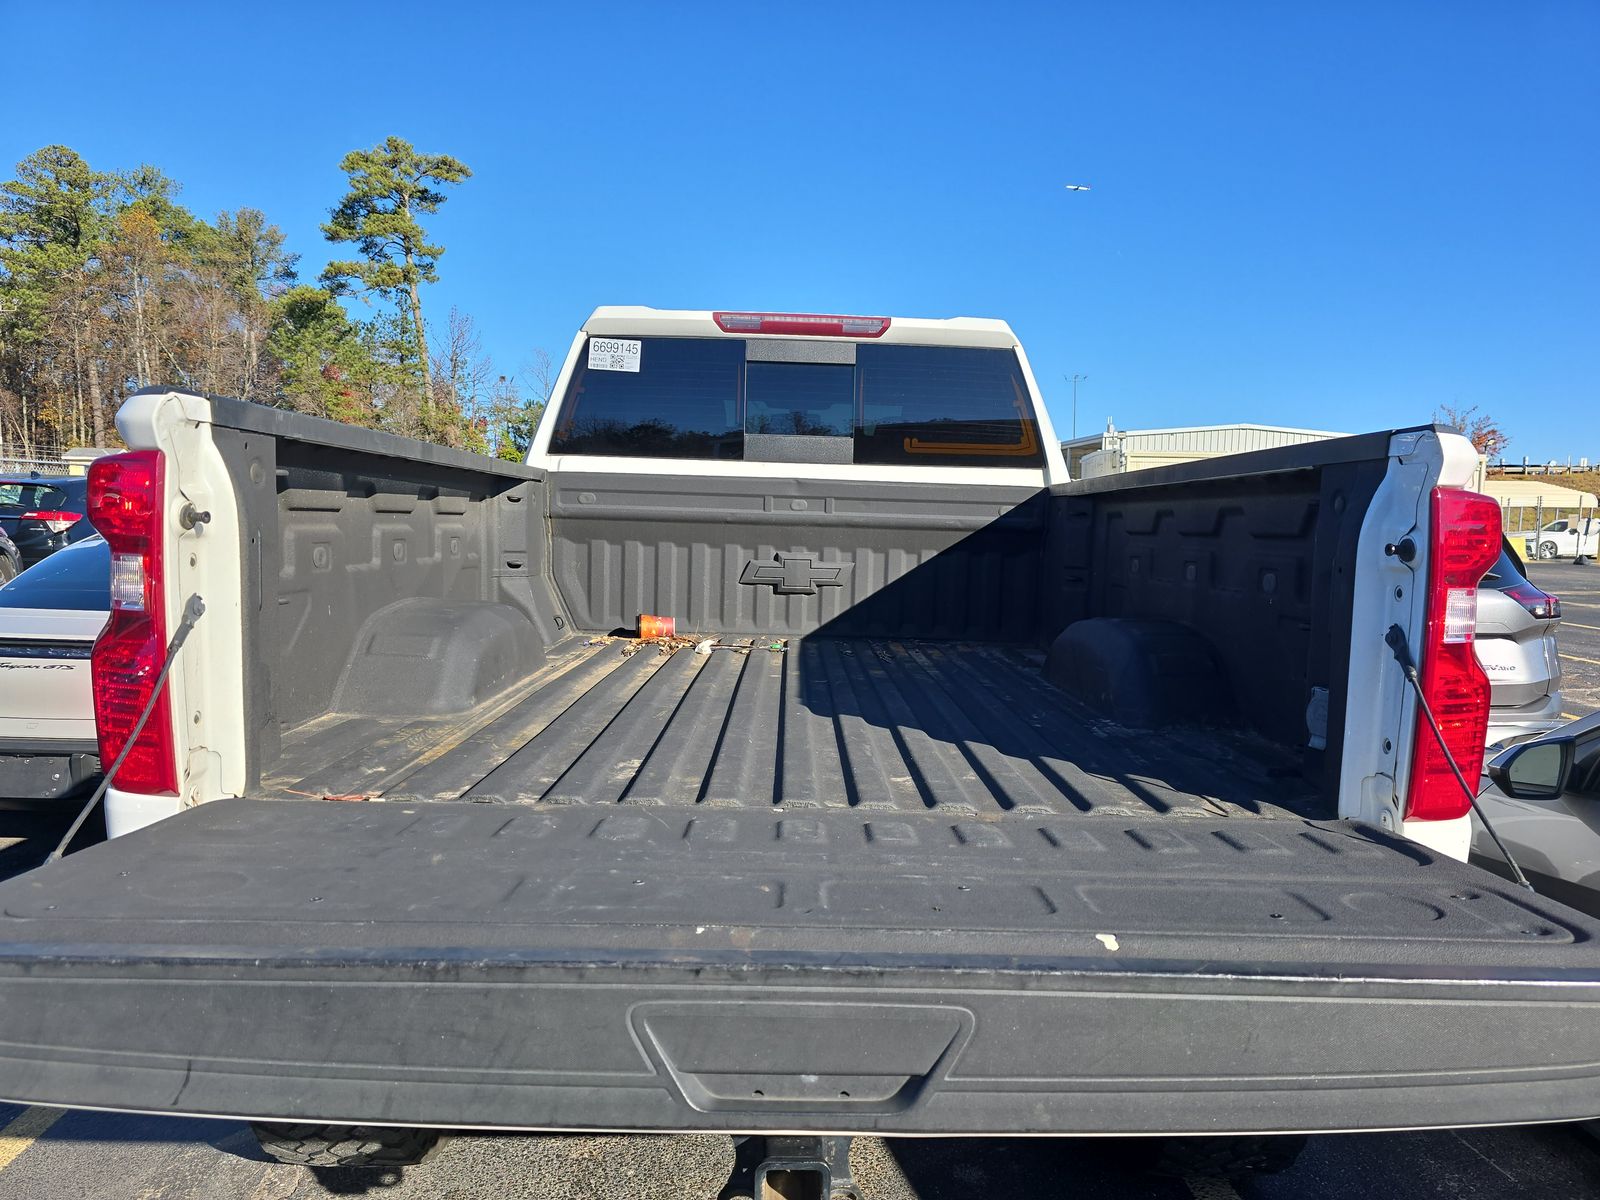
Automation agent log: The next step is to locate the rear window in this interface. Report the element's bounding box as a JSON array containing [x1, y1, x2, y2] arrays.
[[549, 338, 744, 459], [0, 482, 70, 511], [855, 344, 1041, 467], [548, 337, 1043, 467], [0, 537, 110, 611], [745, 361, 855, 436], [1483, 544, 1530, 590]]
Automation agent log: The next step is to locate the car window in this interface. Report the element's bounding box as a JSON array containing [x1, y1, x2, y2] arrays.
[[550, 336, 1044, 467], [0, 482, 69, 510], [0, 537, 110, 610], [549, 337, 745, 459], [1482, 545, 1533, 590], [855, 344, 1044, 467]]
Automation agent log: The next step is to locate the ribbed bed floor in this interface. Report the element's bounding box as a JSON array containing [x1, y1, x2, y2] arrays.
[[266, 638, 1321, 820]]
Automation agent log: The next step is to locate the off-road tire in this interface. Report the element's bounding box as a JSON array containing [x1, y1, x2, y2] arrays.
[[1539, 540, 1560, 560], [250, 1122, 443, 1168], [1143, 1134, 1308, 1179]]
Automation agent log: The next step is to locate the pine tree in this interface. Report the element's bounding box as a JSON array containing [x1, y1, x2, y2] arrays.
[[319, 137, 471, 422]]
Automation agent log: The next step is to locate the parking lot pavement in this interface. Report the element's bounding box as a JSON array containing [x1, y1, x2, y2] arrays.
[[4, 585, 1600, 1198], [1527, 561, 1600, 719], [0, 1106, 1598, 1200]]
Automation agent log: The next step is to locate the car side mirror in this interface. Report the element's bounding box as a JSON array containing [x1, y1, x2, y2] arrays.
[[1488, 738, 1575, 800]]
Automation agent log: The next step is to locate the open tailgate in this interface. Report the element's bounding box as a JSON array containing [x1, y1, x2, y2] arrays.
[[2, 798, 1600, 1135]]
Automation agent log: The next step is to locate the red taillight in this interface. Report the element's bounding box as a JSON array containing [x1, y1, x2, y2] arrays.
[[1404, 487, 1501, 822], [1502, 582, 1561, 620], [19, 510, 82, 534], [712, 312, 891, 338], [88, 451, 177, 795]]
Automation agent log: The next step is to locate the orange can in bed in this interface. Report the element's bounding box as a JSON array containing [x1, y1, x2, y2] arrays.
[[638, 613, 675, 640]]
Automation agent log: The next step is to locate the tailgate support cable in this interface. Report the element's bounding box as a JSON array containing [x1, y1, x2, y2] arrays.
[[47, 594, 207, 864], [1385, 623, 1536, 893]]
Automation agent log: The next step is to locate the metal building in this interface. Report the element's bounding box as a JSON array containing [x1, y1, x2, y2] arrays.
[[1062, 422, 1347, 479]]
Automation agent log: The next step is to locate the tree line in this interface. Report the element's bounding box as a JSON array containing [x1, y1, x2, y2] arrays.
[[0, 138, 545, 462]]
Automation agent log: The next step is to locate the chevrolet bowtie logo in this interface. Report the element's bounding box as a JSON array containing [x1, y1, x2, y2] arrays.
[[738, 553, 853, 596]]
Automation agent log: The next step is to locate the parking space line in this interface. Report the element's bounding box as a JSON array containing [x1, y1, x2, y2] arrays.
[[1562, 653, 1600, 667], [1564, 622, 1600, 631], [0, 1105, 63, 1172]]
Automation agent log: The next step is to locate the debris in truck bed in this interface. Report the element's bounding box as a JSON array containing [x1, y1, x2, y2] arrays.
[[283, 788, 373, 802]]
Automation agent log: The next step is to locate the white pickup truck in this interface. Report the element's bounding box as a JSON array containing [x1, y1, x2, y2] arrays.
[[1, 308, 1596, 1187], [1527, 515, 1599, 561]]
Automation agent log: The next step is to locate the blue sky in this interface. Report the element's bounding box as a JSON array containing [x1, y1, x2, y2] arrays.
[[6, 2, 1596, 459]]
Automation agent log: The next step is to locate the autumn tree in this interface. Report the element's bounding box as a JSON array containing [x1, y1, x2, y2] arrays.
[[319, 137, 471, 421], [430, 307, 493, 450], [100, 167, 195, 394], [1, 142, 501, 459], [495, 347, 553, 462], [1432, 403, 1510, 458], [188, 209, 297, 399], [0, 146, 117, 446], [265, 285, 384, 426]]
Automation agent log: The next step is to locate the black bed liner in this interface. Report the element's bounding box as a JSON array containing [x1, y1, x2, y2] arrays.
[[267, 637, 1320, 820], [2, 797, 1600, 1134]]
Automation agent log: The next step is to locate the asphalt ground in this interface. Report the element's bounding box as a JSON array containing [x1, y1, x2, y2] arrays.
[[0, 561, 1598, 1197], [1528, 560, 1600, 720]]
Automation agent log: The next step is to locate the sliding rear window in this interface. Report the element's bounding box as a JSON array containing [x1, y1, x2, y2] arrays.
[[550, 337, 1043, 467], [548, 337, 744, 459], [855, 344, 1042, 467]]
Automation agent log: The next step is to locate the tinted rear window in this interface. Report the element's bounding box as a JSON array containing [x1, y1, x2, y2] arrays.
[[548, 338, 744, 459], [1483, 545, 1530, 590], [549, 337, 1042, 467], [855, 344, 1042, 467], [0, 482, 71, 511], [0, 537, 110, 610], [746, 361, 855, 436]]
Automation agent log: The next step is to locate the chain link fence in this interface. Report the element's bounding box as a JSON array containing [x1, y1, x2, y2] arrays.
[[0, 453, 69, 476], [1501, 497, 1599, 562]]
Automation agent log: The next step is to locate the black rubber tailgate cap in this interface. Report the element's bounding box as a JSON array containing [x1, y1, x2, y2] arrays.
[[3, 800, 1600, 1136]]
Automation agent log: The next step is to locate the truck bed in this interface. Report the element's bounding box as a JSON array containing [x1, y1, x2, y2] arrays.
[[10, 400, 1600, 1139], [264, 636, 1320, 820]]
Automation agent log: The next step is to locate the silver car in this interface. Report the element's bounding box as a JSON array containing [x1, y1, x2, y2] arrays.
[[1473, 712, 1600, 916], [0, 535, 109, 804], [1478, 542, 1564, 752]]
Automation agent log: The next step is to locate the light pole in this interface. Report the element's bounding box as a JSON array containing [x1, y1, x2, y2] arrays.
[[1060, 184, 1091, 439], [1065, 374, 1087, 439]]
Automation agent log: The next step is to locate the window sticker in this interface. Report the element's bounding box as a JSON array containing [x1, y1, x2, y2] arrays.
[[588, 338, 641, 372]]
